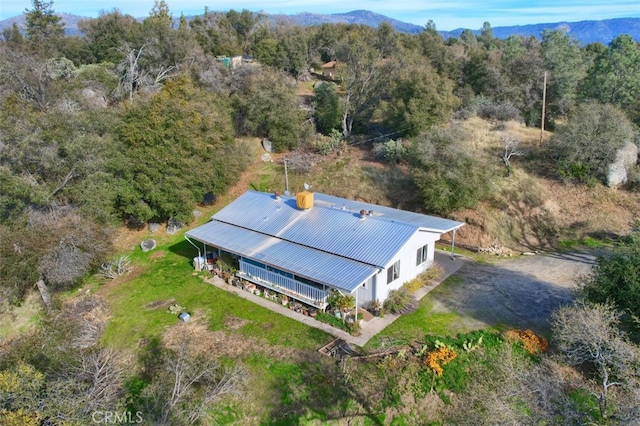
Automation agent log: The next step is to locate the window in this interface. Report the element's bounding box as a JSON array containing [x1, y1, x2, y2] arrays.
[[416, 244, 429, 265], [387, 260, 400, 284]]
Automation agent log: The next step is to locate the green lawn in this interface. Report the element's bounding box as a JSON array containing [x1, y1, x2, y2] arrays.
[[94, 202, 499, 424], [100, 239, 331, 351], [367, 276, 481, 349]]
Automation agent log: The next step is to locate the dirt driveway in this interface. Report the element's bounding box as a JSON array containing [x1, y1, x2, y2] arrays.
[[431, 250, 598, 334]]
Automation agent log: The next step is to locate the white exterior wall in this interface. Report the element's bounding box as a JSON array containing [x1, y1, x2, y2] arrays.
[[356, 275, 375, 307], [374, 230, 441, 302]]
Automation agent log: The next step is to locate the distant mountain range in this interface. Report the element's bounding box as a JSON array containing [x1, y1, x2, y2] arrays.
[[2, 9, 639, 45]]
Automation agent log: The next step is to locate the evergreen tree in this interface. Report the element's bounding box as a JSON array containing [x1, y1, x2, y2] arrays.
[[24, 0, 65, 56], [580, 34, 640, 124]]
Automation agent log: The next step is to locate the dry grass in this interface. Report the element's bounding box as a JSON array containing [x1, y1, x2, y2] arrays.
[[0, 291, 43, 342], [448, 119, 640, 250], [112, 116, 638, 261]]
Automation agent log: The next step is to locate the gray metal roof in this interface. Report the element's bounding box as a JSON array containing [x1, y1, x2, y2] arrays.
[[212, 191, 420, 268], [312, 193, 464, 233], [185, 220, 378, 292]]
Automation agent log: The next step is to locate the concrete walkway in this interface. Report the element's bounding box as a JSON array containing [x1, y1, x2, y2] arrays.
[[205, 250, 466, 347]]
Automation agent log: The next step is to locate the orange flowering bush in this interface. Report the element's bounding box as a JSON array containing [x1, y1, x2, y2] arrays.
[[424, 346, 457, 376], [519, 329, 548, 354], [504, 329, 548, 354]]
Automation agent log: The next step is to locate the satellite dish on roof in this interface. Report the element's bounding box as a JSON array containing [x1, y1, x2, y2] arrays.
[[303, 183, 311, 191]]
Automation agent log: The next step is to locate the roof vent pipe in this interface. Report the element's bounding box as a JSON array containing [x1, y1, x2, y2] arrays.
[[368, 210, 373, 216], [275, 191, 281, 200], [359, 209, 367, 219]]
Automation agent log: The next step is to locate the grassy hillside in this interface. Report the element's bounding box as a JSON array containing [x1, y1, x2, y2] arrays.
[[235, 118, 639, 254]]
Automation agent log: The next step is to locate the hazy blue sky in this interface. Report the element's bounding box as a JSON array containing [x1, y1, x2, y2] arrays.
[[4, 0, 640, 30]]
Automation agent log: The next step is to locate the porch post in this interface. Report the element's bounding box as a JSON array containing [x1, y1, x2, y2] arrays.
[[451, 229, 456, 260], [355, 288, 358, 319]]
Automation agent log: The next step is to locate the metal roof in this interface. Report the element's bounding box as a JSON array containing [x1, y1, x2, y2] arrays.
[[212, 191, 421, 268], [185, 220, 378, 292], [312, 193, 464, 233]]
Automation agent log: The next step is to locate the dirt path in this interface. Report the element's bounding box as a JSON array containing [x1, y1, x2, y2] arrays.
[[431, 250, 598, 334]]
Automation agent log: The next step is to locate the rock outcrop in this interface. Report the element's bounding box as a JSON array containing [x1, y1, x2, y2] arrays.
[[607, 141, 638, 187]]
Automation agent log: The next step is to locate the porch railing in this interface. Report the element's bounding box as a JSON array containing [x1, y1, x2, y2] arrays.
[[237, 261, 329, 309]]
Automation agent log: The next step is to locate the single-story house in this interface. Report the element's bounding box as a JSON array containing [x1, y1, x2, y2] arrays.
[[185, 191, 463, 310], [321, 60, 337, 78]]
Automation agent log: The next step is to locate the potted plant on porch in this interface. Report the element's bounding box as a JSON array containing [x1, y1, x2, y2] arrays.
[[370, 299, 382, 317], [327, 290, 355, 324], [279, 294, 289, 306]]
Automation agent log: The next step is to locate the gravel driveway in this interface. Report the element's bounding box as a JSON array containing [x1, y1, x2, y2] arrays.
[[431, 250, 598, 334]]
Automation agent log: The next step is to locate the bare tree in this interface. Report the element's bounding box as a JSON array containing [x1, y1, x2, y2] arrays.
[[30, 207, 111, 290], [141, 336, 246, 425], [446, 345, 533, 425], [502, 136, 525, 176], [551, 300, 640, 420], [334, 32, 387, 137], [77, 347, 126, 412], [117, 43, 146, 104], [446, 344, 590, 425], [0, 49, 75, 110]]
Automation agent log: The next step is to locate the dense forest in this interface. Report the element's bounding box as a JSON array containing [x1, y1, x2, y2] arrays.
[[1, 0, 640, 424]]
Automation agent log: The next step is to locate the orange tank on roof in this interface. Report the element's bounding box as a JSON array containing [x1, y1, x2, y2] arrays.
[[296, 191, 314, 209]]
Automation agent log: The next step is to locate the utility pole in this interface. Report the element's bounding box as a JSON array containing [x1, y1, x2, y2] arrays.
[[284, 158, 290, 196], [540, 71, 547, 146]]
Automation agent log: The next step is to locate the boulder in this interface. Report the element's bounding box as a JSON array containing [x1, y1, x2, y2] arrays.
[[607, 141, 639, 187], [140, 239, 157, 252], [81, 88, 108, 109], [261, 138, 273, 153], [148, 222, 160, 232], [166, 218, 183, 235]]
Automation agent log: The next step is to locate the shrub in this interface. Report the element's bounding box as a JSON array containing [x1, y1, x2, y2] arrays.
[[503, 329, 548, 354], [424, 346, 458, 376], [403, 278, 423, 293], [372, 139, 409, 164], [404, 265, 445, 293], [98, 255, 131, 280], [315, 312, 359, 335], [313, 82, 343, 134], [579, 231, 640, 320], [313, 129, 345, 155], [383, 288, 418, 315], [549, 102, 634, 184], [327, 290, 355, 316], [476, 99, 523, 122], [411, 125, 493, 215]]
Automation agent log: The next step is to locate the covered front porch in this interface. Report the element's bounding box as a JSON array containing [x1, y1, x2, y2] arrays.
[[237, 260, 330, 310]]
